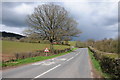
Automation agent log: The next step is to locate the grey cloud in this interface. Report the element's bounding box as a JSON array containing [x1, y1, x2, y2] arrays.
[[72, 2, 117, 41], [1, 2, 118, 41], [2, 2, 33, 7], [2, 2, 30, 27], [2, 2, 20, 7], [2, 8, 27, 27]]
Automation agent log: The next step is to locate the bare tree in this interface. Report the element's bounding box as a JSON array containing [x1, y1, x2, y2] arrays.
[[25, 4, 81, 52], [87, 39, 95, 47]]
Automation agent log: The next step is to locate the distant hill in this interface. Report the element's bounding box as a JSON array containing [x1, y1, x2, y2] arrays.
[[0, 31, 25, 39]]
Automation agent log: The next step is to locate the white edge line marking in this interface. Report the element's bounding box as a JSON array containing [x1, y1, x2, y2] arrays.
[[66, 57, 74, 61], [34, 64, 61, 78]]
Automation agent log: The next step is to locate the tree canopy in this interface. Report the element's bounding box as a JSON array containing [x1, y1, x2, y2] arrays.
[[25, 4, 81, 43]]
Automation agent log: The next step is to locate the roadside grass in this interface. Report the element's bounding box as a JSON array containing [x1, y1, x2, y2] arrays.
[[88, 48, 110, 78], [0, 62, 2, 67], [88, 49, 102, 72], [2, 40, 70, 55], [2, 48, 77, 67]]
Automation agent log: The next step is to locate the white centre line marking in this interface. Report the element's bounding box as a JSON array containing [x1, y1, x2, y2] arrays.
[[33, 64, 61, 79], [66, 57, 74, 61], [32, 62, 44, 65]]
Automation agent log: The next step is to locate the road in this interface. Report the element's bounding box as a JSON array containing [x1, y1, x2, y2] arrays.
[[2, 48, 92, 79]]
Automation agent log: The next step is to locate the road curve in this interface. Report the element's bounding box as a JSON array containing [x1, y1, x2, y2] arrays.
[[2, 48, 92, 78]]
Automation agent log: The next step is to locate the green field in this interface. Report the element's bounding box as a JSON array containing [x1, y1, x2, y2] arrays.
[[69, 41, 76, 46], [103, 53, 119, 59], [2, 40, 70, 55]]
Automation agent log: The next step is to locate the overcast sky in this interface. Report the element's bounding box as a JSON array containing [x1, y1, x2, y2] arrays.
[[1, 0, 118, 41]]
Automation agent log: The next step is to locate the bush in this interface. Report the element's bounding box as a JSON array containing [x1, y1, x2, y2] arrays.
[[89, 46, 120, 78], [3, 48, 71, 63], [88, 39, 118, 53], [53, 48, 71, 54]]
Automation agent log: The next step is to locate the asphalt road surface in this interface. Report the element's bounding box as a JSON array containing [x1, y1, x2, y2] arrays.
[[2, 48, 92, 78]]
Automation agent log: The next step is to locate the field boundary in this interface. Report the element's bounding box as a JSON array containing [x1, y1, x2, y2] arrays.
[[2, 48, 77, 69], [88, 46, 120, 79], [88, 48, 105, 78]]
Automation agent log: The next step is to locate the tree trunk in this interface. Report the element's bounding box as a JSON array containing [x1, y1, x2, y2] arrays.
[[50, 43, 54, 53], [50, 39, 54, 53]]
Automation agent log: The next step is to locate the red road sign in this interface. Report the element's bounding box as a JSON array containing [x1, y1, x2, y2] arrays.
[[44, 48, 49, 52]]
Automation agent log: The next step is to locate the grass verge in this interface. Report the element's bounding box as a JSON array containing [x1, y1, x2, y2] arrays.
[[88, 48, 110, 78], [2, 48, 77, 68]]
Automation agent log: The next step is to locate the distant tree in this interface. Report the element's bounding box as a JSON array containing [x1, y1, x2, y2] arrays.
[[1, 31, 25, 39], [63, 36, 71, 45], [118, 37, 120, 57], [87, 39, 95, 46], [90, 38, 118, 54], [25, 4, 81, 52], [75, 41, 86, 48]]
